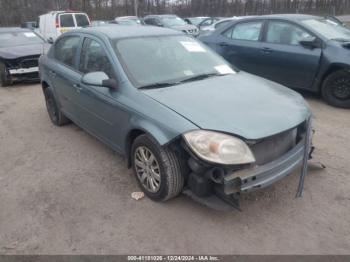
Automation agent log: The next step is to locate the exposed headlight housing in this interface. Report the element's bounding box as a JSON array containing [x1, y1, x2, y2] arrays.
[[183, 130, 255, 165]]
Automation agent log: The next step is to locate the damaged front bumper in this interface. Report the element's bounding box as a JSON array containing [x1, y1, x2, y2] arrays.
[[183, 118, 313, 211], [9, 67, 38, 75], [8, 67, 39, 82], [5, 56, 40, 83], [224, 139, 305, 195]]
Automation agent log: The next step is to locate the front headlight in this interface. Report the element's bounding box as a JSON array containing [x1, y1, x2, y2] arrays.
[[183, 130, 255, 165]]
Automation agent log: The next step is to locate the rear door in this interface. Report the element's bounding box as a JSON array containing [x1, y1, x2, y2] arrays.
[[259, 20, 322, 89], [50, 35, 82, 118], [214, 20, 267, 76]]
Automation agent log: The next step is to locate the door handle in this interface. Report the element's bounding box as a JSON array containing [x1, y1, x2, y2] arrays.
[[260, 47, 273, 54], [73, 83, 83, 93], [49, 70, 56, 77], [219, 42, 229, 47]]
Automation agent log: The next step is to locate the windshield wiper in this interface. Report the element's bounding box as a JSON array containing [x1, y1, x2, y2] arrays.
[[330, 38, 350, 42], [179, 73, 226, 84], [138, 82, 180, 90], [138, 73, 228, 89]]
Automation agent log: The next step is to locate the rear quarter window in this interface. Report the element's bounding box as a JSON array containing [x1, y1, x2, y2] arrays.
[[59, 14, 75, 27]]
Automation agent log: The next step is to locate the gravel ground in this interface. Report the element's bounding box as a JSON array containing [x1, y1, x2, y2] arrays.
[[0, 83, 349, 255]]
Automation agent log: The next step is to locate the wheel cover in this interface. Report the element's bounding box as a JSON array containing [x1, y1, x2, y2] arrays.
[[134, 146, 161, 193], [331, 76, 350, 100]]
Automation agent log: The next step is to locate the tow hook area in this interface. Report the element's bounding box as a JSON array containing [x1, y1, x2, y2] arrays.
[[183, 157, 241, 211]]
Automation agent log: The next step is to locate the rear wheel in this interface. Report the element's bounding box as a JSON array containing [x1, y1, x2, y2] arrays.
[[322, 70, 350, 108], [43, 87, 70, 126], [0, 62, 12, 87], [131, 134, 184, 201]]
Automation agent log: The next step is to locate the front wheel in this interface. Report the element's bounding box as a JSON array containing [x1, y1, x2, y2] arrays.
[[322, 70, 350, 108], [131, 134, 184, 201], [0, 62, 12, 87]]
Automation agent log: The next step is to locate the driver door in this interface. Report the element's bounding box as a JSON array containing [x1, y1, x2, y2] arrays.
[[76, 37, 123, 150]]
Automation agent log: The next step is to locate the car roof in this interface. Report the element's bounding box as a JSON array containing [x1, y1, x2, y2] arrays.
[[337, 15, 350, 22], [186, 17, 210, 19], [213, 18, 237, 24], [259, 14, 319, 21], [145, 14, 178, 18], [0, 27, 32, 33], [74, 25, 182, 39], [116, 16, 139, 20], [44, 11, 87, 15]]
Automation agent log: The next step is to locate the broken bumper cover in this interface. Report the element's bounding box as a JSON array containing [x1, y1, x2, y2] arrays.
[[184, 138, 307, 211], [8, 67, 39, 82], [224, 139, 305, 194], [184, 119, 312, 210], [9, 67, 39, 75]]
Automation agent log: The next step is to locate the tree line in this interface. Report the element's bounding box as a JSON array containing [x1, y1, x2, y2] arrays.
[[0, 0, 350, 26]]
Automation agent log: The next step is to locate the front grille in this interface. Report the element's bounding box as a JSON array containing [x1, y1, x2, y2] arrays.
[[20, 58, 39, 68], [183, 29, 198, 35], [249, 128, 299, 166]]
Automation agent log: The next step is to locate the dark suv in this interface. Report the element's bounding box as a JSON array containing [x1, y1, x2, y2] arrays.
[[144, 15, 199, 37]]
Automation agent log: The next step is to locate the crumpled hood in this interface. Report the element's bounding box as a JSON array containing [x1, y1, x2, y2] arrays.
[[0, 43, 45, 59], [143, 72, 311, 140]]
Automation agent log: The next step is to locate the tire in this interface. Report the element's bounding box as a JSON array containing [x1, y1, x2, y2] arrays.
[[0, 62, 12, 87], [43, 87, 70, 126], [322, 69, 350, 108], [131, 134, 184, 201]]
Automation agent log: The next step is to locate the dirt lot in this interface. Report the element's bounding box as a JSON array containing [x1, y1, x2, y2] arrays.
[[0, 83, 349, 255]]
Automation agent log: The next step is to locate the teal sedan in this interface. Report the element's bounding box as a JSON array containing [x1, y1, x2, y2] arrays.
[[39, 26, 312, 210]]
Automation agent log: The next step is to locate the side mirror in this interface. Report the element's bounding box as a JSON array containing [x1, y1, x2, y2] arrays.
[[81, 72, 118, 90], [299, 37, 321, 49], [47, 37, 54, 44]]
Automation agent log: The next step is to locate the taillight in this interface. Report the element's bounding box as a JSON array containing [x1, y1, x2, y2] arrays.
[[55, 16, 59, 28]]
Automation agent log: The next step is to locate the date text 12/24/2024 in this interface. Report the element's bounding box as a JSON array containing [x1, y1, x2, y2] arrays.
[[127, 256, 220, 261]]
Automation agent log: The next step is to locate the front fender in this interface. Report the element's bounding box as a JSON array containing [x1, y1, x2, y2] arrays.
[[123, 116, 192, 167], [130, 118, 182, 146]]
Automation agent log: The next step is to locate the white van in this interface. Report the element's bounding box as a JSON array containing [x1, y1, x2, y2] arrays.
[[37, 11, 90, 41]]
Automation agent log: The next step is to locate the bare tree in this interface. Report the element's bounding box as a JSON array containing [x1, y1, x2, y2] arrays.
[[1, 0, 350, 26]]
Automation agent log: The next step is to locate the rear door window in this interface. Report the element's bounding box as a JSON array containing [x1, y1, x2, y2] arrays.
[[54, 36, 80, 67], [59, 14, 75, 27], [224, 21, 263, 41], [75, 14, 90, 27]]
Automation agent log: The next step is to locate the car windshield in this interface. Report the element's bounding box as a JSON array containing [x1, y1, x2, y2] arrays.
[[302, 18, 350, 41], [114, 35, 236, 88], [161, 16, 187, 27], [188, 17, 207, 25], [117, 19, 141, 25], [0, 31, 43, 47]]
